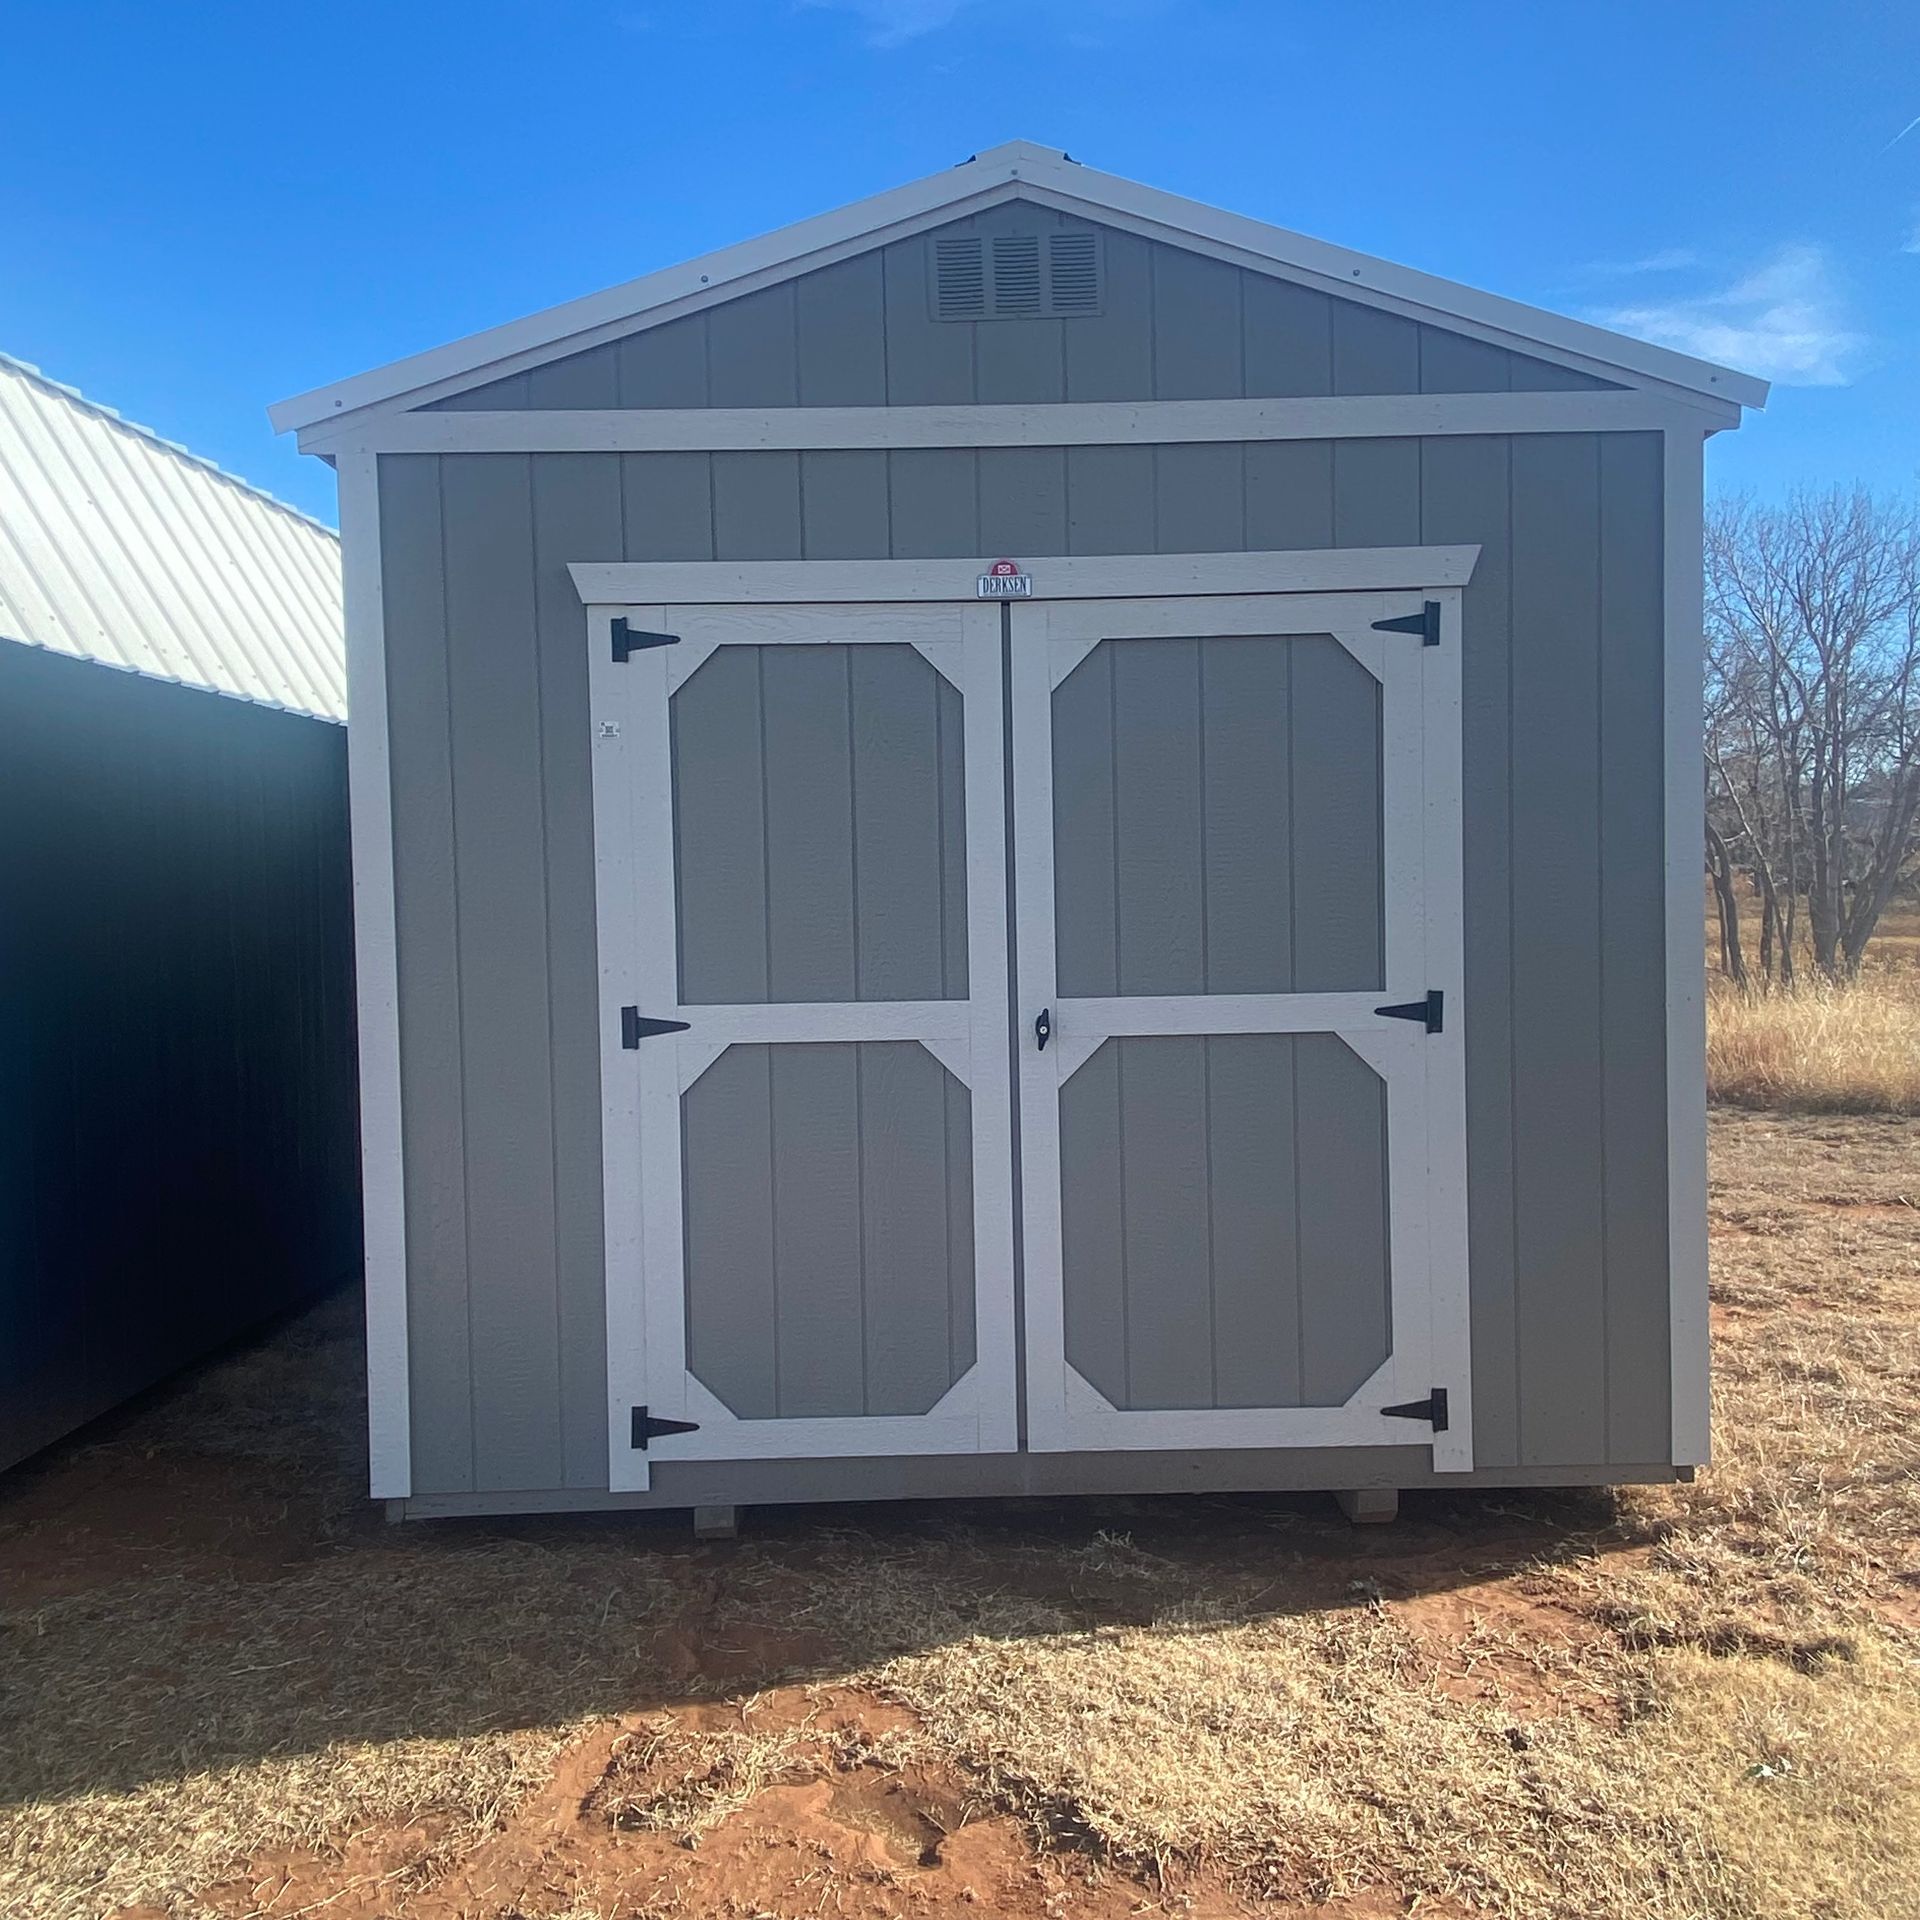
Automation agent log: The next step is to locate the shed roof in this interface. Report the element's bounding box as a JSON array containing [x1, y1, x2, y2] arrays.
[[0, 352, 345, 721], [272, 140, 1768, 438]]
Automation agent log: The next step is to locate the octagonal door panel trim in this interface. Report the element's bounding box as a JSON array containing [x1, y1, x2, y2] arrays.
[[588, 600, 1015, 1490], [1011, 591, 1473, 1470]]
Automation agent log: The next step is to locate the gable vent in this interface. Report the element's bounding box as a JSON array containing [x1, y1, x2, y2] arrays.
[[933, 236, 987, 320], [1047, 231, 1101, 314], [931, 231, 1104, 321], [991, 234, 1043, 313]]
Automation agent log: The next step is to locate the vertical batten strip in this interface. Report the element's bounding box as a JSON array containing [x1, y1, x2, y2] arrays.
[[1598, 434, 1674, 1462]]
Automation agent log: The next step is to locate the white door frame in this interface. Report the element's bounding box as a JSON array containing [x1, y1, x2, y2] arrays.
[[586, 598, 1015, 1491], [577, 547, 1478, 1487], [1010, 590, 1472, 1471]]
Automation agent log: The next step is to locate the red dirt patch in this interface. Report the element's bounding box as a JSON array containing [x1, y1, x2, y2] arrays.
[[1391, 1578, 1618, 1723], [186, 1687, 1266, 1920]]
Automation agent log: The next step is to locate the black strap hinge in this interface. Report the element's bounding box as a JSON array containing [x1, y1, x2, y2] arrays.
[[621, 1007, 691, 1048], [1381, 1387, 1449, 1432], [1371, 600, 1441, 647], [631, 1406, 700, 1449], [611, 618, 681, 662], [1374, 989, 1444, 1034]]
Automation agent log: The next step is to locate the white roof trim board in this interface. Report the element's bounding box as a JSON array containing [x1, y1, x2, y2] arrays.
[[272, 140, 1769, 437], [0, 352, 345, 721]]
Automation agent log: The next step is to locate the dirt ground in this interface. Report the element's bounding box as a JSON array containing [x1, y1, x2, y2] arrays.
[[3, 1110, 1917, 1920]]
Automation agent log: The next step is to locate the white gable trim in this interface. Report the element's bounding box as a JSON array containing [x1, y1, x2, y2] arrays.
[[303, 389, 1732, 459], [271, 142, 1767, 436]]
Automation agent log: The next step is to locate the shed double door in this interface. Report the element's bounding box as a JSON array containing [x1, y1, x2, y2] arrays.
[[590, 585, 1468, 1491], [591, 602, 1016, 1492], [1012, 594, 1468, 1471]]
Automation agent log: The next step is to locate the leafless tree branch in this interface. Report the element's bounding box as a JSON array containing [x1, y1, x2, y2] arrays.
[[1703, 488, 1920, 982]]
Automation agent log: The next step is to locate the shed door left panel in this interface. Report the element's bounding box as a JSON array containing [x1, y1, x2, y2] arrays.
[[589, 601, 1017, 1491]]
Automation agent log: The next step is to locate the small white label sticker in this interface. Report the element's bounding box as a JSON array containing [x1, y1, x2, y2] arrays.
[[978, 558, 1032, 598], [598, 720, 622, 739]]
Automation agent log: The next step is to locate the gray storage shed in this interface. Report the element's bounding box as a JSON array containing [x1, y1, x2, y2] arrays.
[[272, 143, 1765, 1520]]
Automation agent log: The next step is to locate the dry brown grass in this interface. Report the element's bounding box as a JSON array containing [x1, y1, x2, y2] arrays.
[[1708, 968, 1920, 1114], [817, 1115, 1920, 1916], [3, 1115, 1919, 1919], [868, 1599, 1920, 1917], [1706, 900, 1920, 1114]]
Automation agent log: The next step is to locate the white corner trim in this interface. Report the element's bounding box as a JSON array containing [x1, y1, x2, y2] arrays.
[[270, 142, 1766, 435], [299, 388, 1732, 457], [334, 449, 412, 1500], [1663, 427, 1711, 1466], [570, 546, 1480, 609]]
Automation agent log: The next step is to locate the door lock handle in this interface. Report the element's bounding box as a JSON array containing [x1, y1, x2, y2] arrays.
[[1034, 1007, 1052, 1051]]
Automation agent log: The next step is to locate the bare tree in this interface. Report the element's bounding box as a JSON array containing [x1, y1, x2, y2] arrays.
[[1704, 819, 1748, 986], [1704, 489, 1920, 982]]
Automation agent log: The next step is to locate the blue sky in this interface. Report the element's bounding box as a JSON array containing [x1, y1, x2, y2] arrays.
[[4, 1, 1915, 525]]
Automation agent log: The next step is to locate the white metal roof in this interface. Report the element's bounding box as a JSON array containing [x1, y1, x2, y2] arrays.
[[272, 140, 1769, 439], [0, 351, 345, 721]]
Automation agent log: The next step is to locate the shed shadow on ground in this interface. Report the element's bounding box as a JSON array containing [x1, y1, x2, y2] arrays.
[[0, 1288, 1637, 1811]]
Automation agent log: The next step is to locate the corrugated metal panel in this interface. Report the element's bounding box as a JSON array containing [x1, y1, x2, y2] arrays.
[[0, 352, 344, 721], [0, 638, 358, 1470]]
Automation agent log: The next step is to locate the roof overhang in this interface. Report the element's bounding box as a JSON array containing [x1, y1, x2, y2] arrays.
[[271, 140, 1768, 439]]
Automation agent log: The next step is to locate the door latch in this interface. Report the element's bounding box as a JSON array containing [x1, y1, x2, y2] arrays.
[[1034, 1007, 1052, 1051]]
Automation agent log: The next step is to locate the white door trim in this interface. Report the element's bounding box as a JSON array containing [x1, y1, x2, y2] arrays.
[[1011, 588, 1472, 1470], [586, 598, 1016, 1490], [572, 546, 1480, 609]]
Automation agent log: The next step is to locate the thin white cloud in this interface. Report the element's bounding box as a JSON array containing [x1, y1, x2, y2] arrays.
[[1582, 247, 1702, 277], [1903, 218, 1920, 256], [801, 0, 966, 44], [802, 0, 1161, 45], [1884, 109, 1920, 151], [1590, 244, 1865, 387]]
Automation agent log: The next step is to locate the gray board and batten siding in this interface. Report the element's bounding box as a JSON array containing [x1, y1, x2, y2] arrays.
[[1051, 631, 1394, 1419], [672, 641, 971, 1006], [433, 207, 1615, 412], [1062, 1032, 1392, 1417], [669, 639, 978, 1423], [377, 206, 1671, 1505]]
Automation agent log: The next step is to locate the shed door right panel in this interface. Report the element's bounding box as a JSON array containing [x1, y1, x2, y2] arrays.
[[1011, 592, 1471, 1468]]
